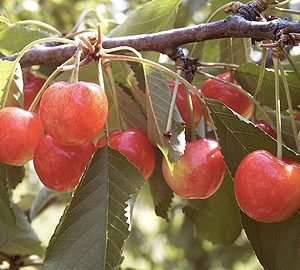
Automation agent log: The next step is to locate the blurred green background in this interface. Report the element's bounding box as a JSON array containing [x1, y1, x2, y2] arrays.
[[0, 0, 266, 269]]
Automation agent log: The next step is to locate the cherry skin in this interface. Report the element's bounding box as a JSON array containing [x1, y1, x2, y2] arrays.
[[33, 135, 96, 192], [39, 81, 108, 146], [0, 107, 43, 166], [201, 72, 253, 119], [23, 72, 46, 110], [169, 81, 203, 128], [295, 112, 300, 121], [97, 129, 156, 180], [255, 120, 277, 139], [234, 150, 300, 223], [162, 138, 226, 199]]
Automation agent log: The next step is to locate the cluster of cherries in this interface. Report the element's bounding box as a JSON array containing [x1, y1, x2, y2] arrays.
[[1, 71, 300, 223], [167, 72, 300, 223]]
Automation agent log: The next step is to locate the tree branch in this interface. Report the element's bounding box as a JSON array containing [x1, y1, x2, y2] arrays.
[[2, 12, 300, 66]]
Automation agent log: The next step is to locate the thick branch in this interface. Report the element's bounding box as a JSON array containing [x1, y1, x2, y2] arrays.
[[3, 15, 300, 66]]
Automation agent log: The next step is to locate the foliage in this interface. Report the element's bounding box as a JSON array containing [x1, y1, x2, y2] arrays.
[[0, 0, 299, 269]]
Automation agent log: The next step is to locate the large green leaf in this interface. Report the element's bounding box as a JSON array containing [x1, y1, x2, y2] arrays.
[[109, 0, 180, 37], [0, 60, 16, 106], [206, 98, 300, 269], [235, 63, 300, 111], [219, 38, 251, 65], [5, 165, 25, 190], [148, 151, 174, 221], [0, 164, 42, 257], [183, 172, 242, 245], [43, 147, 144, 270], [0, 23, 59, 55], [144, 67, 186, 163]]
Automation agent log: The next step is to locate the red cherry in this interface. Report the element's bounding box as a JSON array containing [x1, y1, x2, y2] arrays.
[[255, 120, 277, 139], [23, 72, 46, 110], [162, 138, 226, 199], [98, 129, 156, 179], [169, 81, 203, 128], [201, 72, 253, 119], [295, 112, 300, 121], [39, 81, 108, 146], [33, 135, 95, 192], [0, 107, 42, 166], [234, 150, 300, 223]]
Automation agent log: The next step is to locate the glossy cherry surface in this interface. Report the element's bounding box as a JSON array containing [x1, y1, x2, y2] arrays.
[[33, 135, 95, 192], [169, 81, 203, 128], [23, 72, 46, 110], [201, 72, 253, 118], [98, 129, 156, 179], [162, 138, 226, 199], [255, 120, 277, 139], [234, 150, 300, 223], [0, 107, 43, 166], [39, 81, 108, 145]]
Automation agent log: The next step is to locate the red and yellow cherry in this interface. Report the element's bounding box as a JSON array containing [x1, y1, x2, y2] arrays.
[[97, 129, 156, 179], [234, 150, 300, 223], [169, 81, 203, 128], [201, 72, 253, 119], [23, 72, 46, 110], [162, 138, 226, 199], [33, 135, 95, 192], [0, 107, 43, 166], [255, 120, 277, 139], [39, 81, 108, 146]]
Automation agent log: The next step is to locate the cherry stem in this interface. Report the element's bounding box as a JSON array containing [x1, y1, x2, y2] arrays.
[[271, 7, 300, 15], [270, 0, 291, 6], [166, 70, 182, 135], [15, 20, 62, 36], [118, 61, 146, 113], [196, 69, 274, 124], [104, 60, 122, 130], [184, 83, 196, 141], [279, 61, 300, 152], [2, 37, 77, 109], [252, 47, 268, 122], [70, 45, 82, 84], [198, 62, 238, 70], [206, 2, 230, 23], [96, 23, 102, 49], [282, 49, 300, 81], [70, 10, 99, 34], [273, 56, 283, 160], [28, 57, 75, 112]]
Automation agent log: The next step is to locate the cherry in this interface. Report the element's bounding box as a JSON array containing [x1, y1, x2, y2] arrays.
[[0, 107, 43, 166], [97, 129, 156, 179], [234, 150, 300, 223], [169, 81, 203, 128], [23, 72, 46, 110], [201, 72, 253, 119], [33, 135, 95, 192], [255, 120, 277, 139], [39, 81, 108, 146], [295, 112, 300, 121], [162, 138, 226, 199]]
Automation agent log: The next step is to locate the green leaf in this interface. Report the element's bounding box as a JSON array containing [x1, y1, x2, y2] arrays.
[[206, 99, 300, 269], [148, 151, 174, 221], [235, 63, 300, 111], [109, 0, 180, 37], [0, 15, 10, 32], [0, 24, 56, 55], [206, 98, 300, 174], [144, 67, 186, 163], [117, 84, 147, 131], [0, 60, 16, 106], [43, 147, 144, 270], [5, 165, 25, 190], [0, 164, 42, 256], [219, 38, 250, 65], [183, 172, 242, 245], [242, 213, 300, 270]]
